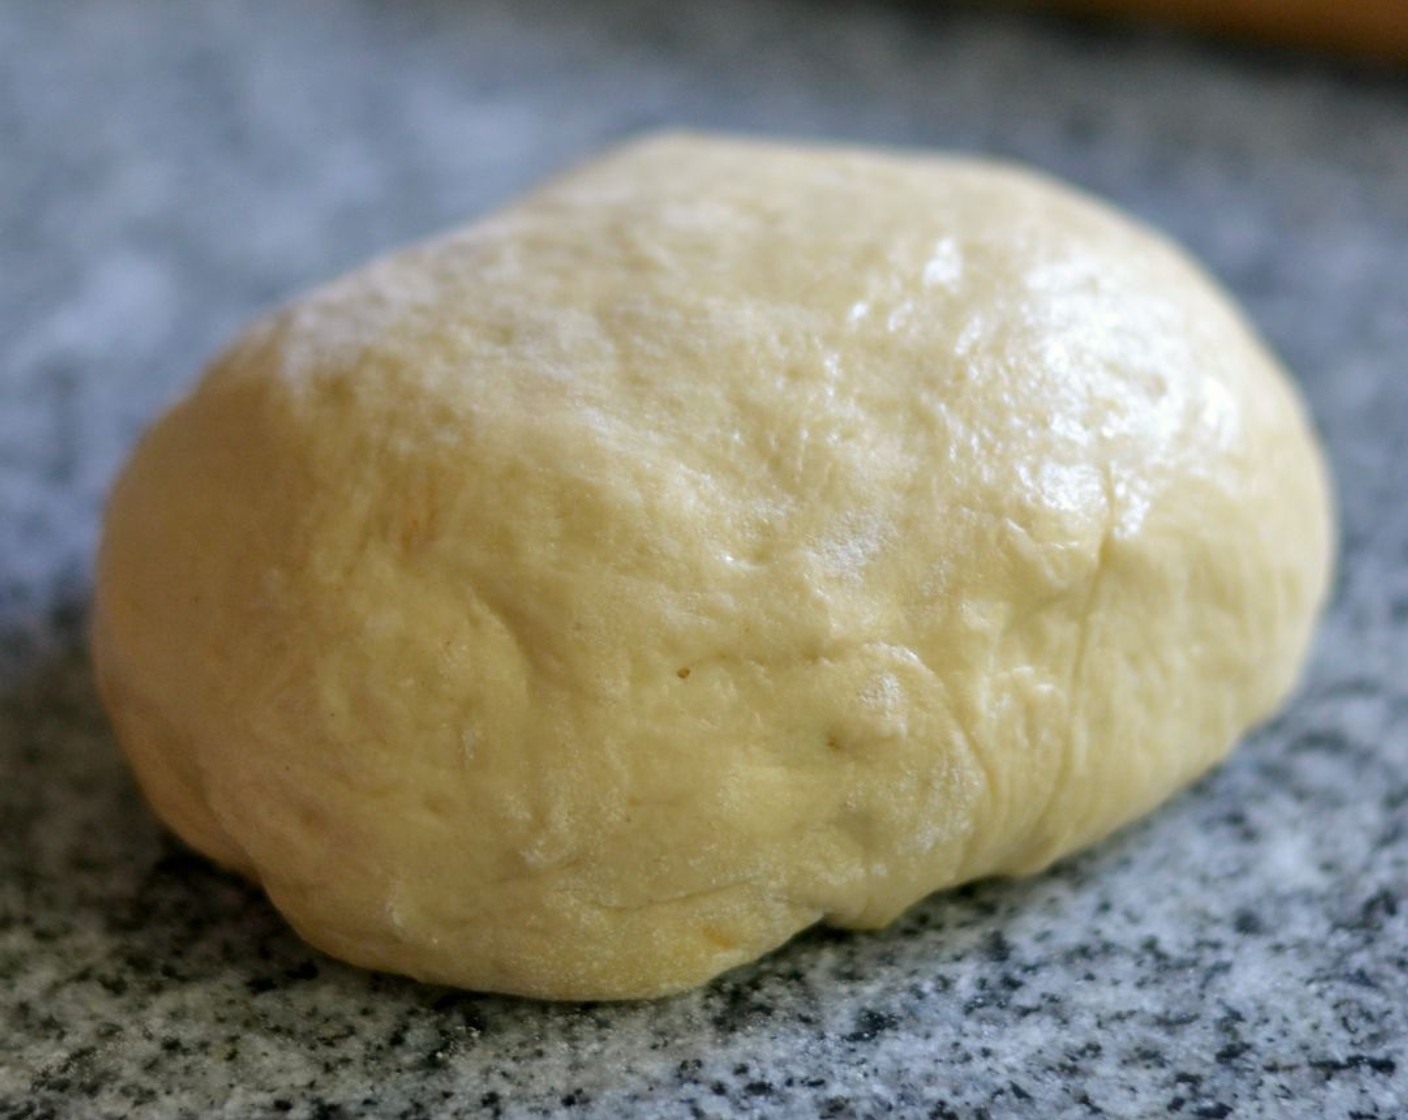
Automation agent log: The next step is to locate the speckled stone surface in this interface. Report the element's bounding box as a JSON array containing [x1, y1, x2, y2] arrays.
[[2, 2, 1406, 1117]]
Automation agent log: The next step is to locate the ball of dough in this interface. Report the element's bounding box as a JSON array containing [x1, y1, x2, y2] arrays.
[[93, 134, 1333, 1000]]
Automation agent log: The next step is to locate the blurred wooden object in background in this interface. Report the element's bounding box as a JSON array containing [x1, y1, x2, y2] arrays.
[[1015, 0, 1408, 64]]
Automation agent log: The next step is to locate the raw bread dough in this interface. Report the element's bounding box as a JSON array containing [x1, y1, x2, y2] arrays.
[[93, 134, 1333, 1000]]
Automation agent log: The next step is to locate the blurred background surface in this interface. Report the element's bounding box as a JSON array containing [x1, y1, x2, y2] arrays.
[[1, 2, 1406, 1117]]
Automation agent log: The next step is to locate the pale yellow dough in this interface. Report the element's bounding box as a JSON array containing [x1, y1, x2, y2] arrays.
[[93, 134, 1333, 1000]]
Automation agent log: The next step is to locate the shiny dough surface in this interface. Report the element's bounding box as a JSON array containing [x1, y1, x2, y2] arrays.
[[93, 134, 1333, 999]]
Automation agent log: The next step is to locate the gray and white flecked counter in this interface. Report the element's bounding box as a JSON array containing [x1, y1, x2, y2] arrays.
[[2, 2, 1406, 1116]]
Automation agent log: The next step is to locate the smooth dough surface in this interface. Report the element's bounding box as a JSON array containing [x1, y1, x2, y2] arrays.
[[93, 134, 1333, 1000]]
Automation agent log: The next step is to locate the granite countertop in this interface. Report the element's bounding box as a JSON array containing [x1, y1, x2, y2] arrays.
[[2, 2, 1406, 1117]]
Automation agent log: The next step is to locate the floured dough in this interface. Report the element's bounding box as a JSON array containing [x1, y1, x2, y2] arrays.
[[93, 134, 1333, 1000]]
